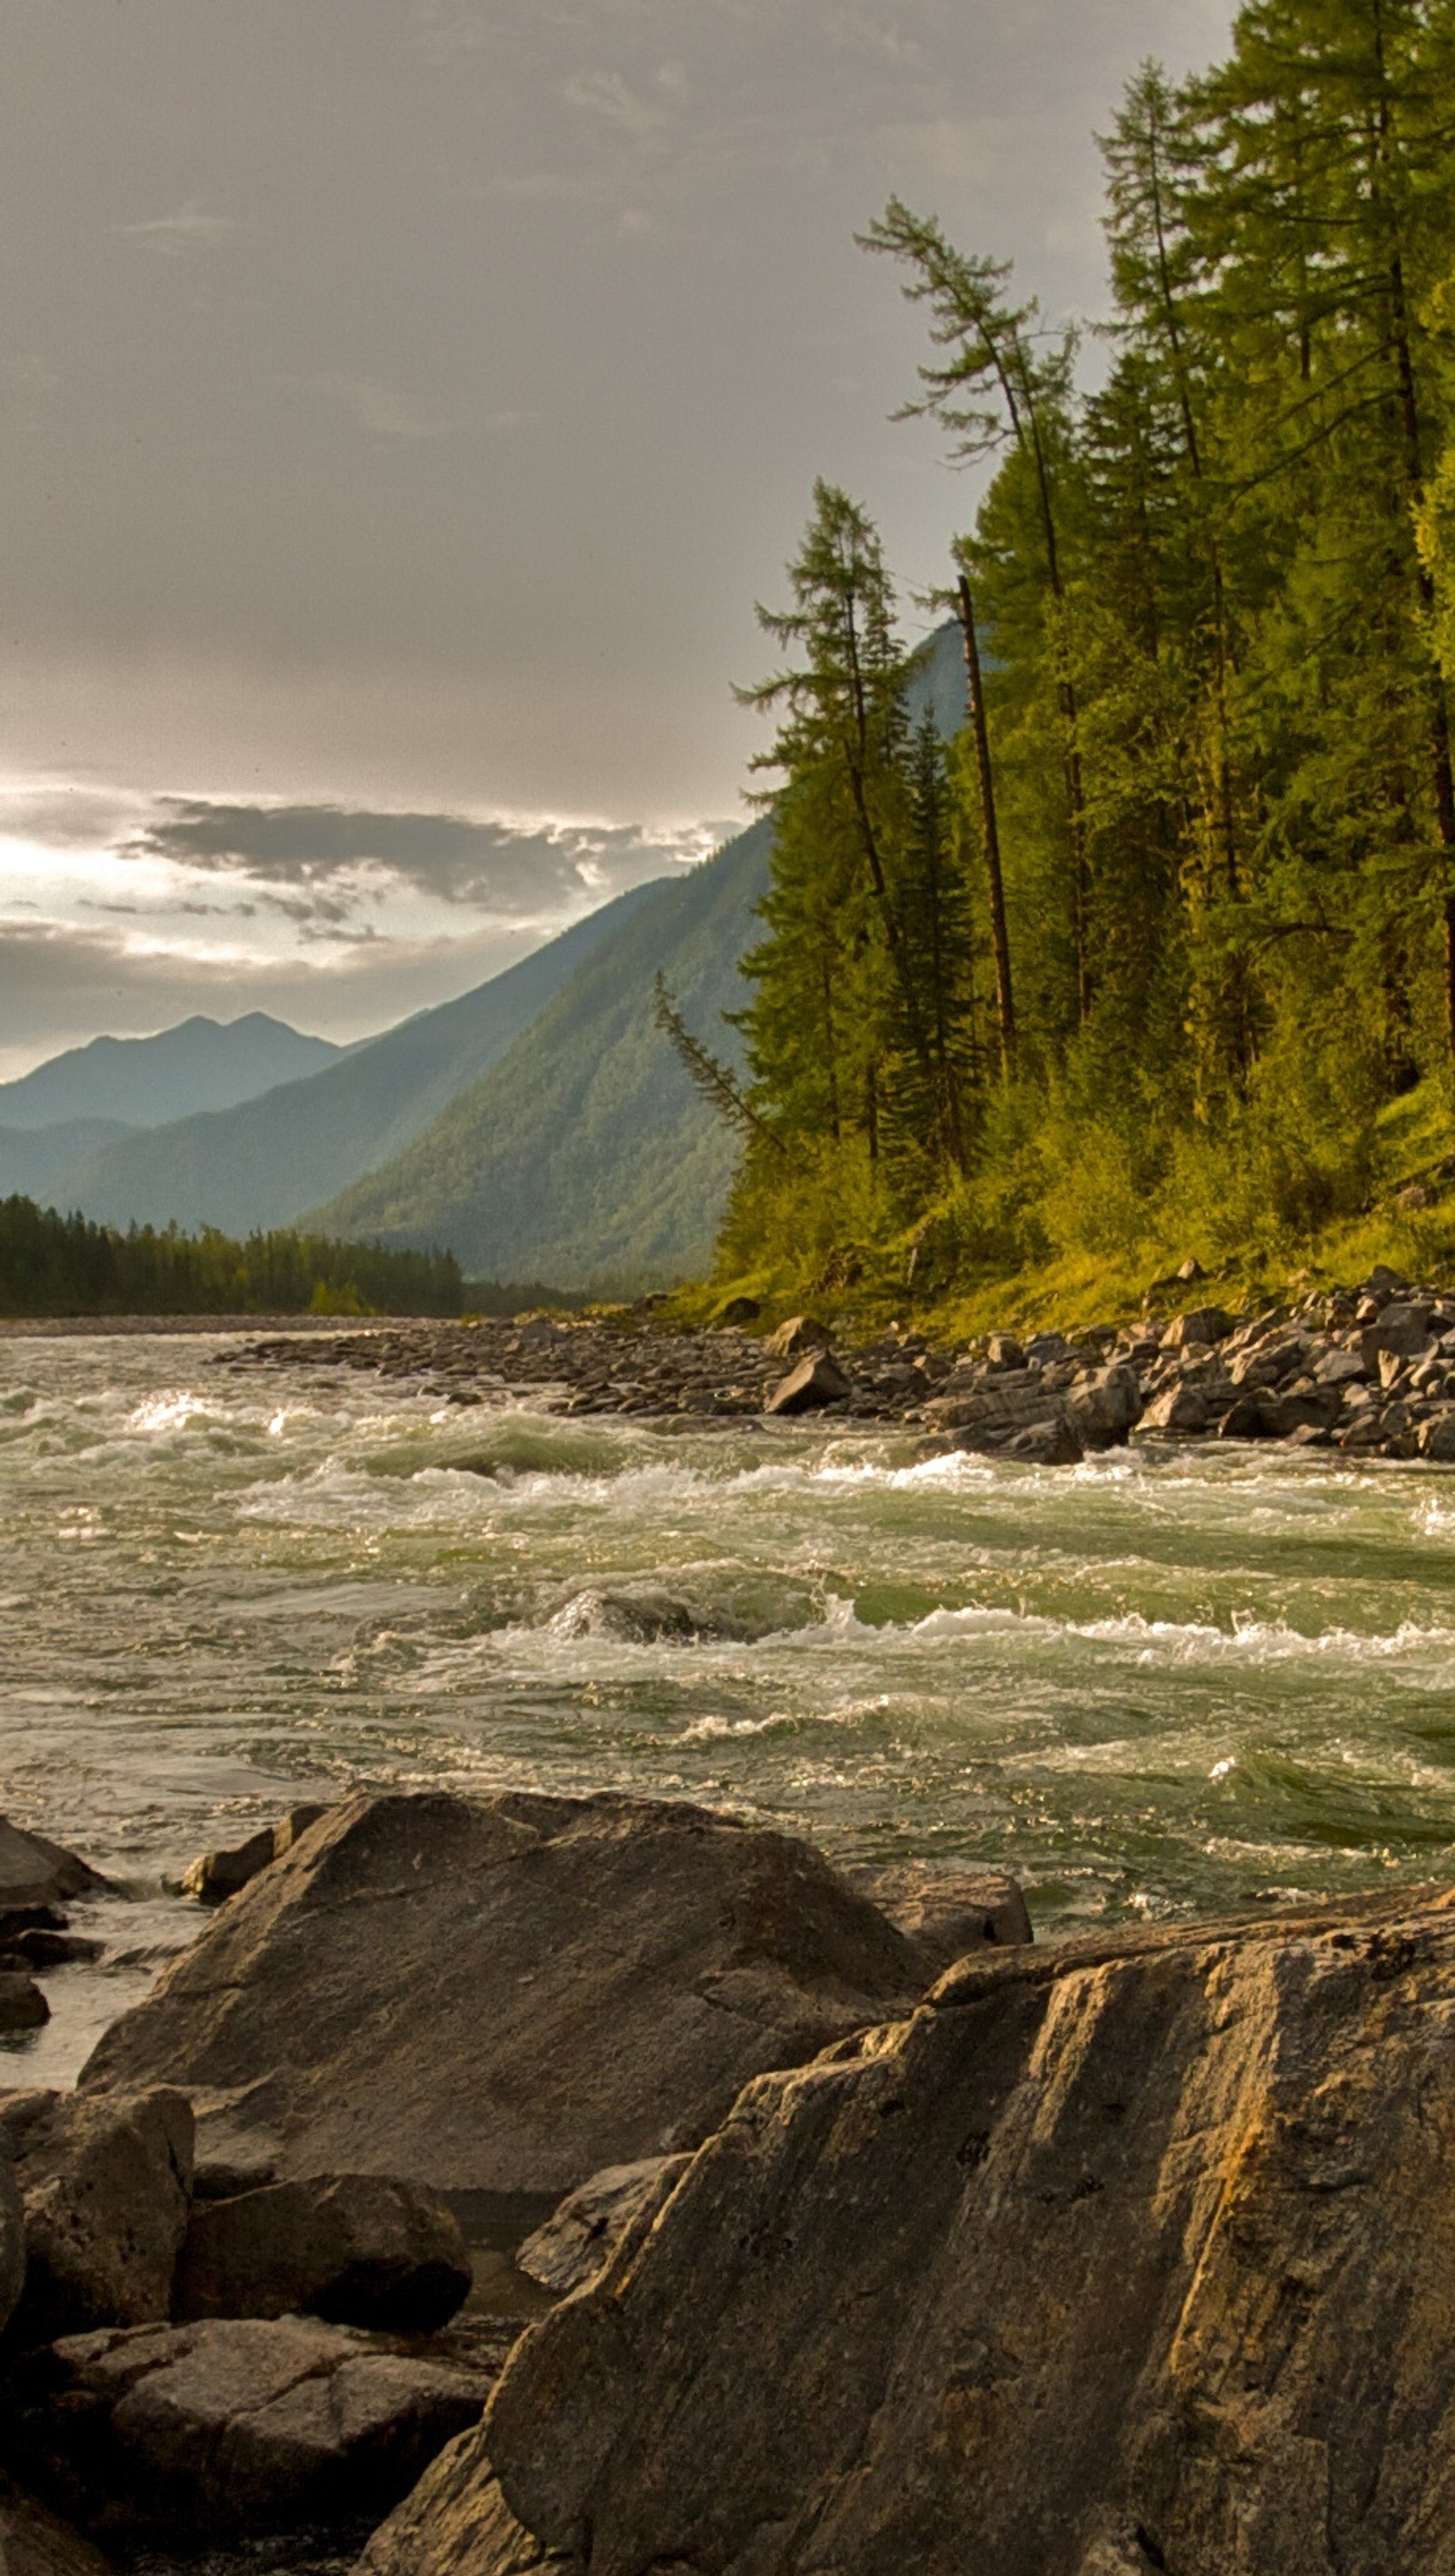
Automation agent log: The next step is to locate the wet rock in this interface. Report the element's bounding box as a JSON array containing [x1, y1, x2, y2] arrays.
[[517, 2157, 691, 2299], [765, 1316, 832, 1359], [1161, 1306, 1234, 1348], [0, 1976, 49, 2036], [176, 2172, 471, 2332], [998, 1417, 1084, 1467], [24, 2315, 493, 2539], [181, 1805, 329, 1907], [408, 1888, 1455, 2576], [1215, 1392, 1278, 1440], [765, 1352, 850, 1416], [0, 2087, 193, 2344], [547, 1587, 745, 1646], [0, 1820, 110, 1915], [848, 1863, 1032, 1968], [1417, 1410, 1455, 1462], [0, 2474, 114, 2576], [1138, 1381, 1214, 1435], [0, 2152, 24, 2335], [1065, 1364, 1140, 1450], [79, 1792, 926, 2217], [1, 1932, 103, 1970]]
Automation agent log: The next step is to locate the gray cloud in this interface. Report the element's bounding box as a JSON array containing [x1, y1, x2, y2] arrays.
[[127, 800, 724, 915]]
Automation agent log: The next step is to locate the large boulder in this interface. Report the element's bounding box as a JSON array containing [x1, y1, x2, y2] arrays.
[[176, 2172, 471, 2331], [516, 2158, 690, 2299], [0, 2475, 114, 2576], [849, 1863, 1031, 1968], [180, 1804, 327, 1907], [765, 1352, 850, 1415], [0, 1977, 49, 2036], [80, 1793, 926, 2221], [0, 1820, 109, 1918], [21, 2316, 495, 2539], [366, 1886, 1455, 2576], [0, 2088, 193, 2343]]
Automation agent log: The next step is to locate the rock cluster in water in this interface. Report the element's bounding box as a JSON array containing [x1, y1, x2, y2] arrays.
[[2, 1795, 1455, 2567], [227, 1263, 1455, 1466]]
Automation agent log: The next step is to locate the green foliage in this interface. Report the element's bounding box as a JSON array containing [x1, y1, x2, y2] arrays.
[[719, 0, 1455, 1311], [0, 1197, 461, 1318]]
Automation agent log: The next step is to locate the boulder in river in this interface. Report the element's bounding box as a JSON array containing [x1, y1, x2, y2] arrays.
[[79, 1792, 927, 2220], [180, 1803, 328, 1906], [0, 1819, 110, 1917], [0, 2087, 194, 2344], [366, 1884, 1455, 2576], [24, 2315, 494, 2539], [516, 2157, 691, 2299], [765, 1351, 850, 1414], [176, 2172, 471, 2331], [0, 1976, 49, 2036]]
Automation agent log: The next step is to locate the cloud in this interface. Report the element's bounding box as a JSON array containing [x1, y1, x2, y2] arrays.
[[563, 69, 667, 135], [125, 799, 728, 919], [113, 202, 243, 256]]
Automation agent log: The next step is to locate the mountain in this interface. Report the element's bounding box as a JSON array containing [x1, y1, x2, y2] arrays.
[[56, 881, 667, 1236], [0, 1015, 344, 1132], [0, 1119, 138, 1209], [313, 817, 773, 1286], [309, 622, 967, 1288]]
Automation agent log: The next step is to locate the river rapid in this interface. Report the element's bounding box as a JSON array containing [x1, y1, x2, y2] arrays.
[[7, 1328, 1455, 2081]]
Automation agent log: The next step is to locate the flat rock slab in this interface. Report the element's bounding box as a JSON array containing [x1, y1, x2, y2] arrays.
[[0, 2088, 193, 2344], [23, 2316, 494, 2539], [369, 1884, 1455, 2576], [80, 1791, 926, 2218]]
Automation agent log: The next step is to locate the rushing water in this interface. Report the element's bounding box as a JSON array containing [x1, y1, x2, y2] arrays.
[[7, 1328, 1455, 2080]]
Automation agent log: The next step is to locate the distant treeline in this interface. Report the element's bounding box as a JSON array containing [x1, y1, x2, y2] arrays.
[[0, 1196, 462, 1318]]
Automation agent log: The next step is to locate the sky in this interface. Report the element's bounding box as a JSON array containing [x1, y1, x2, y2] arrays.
[[0, 0, 1234, 1079]]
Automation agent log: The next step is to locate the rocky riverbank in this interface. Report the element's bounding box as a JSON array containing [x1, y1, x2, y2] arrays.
[[4, 1794, 1455, 2572], [226, 1261, 1455, 1465]]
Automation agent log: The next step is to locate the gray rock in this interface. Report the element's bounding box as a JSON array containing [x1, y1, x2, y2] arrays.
[[0, 2087, 193, 2343], [1417, 1410, 1455, 1462], [80, 1793, 925, 2220], [1065, 1364, 1140, 1449], [0, 1819, 109, 1914], [181, 1804, 328, 1907], [517, 2158, 691, 2298], [984, 1334, 1025, 1371], [26, 2315, 494, 2538], [764, 1316, 831, 1359], [999, 1417, 1084, 1466], [1138, 1381, 1213, 1435], [1361, 1301, 1434, 1369], [1315, 1346, 1367, 1388], [848, 1863, 1032, 1968], [0, 1976, 49, 2035], [400, 1889, 1455, 2576], [176, 2171, 471, 2331], [1161, 1306, 1234, 1348], [765, 1352, 850, 1415], [0, 2475, 114, 2576]]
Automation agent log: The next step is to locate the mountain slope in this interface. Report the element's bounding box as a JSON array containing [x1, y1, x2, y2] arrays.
[[57, 882, 667, 1236], [0, 1015, 343, 1131], [309, 622, 967, 1288], [0, 1119, 138, 1208], [313, 817, 774, 1284]]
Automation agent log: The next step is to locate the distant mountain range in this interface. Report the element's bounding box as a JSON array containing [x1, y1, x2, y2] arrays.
[[0, 1013, 343, 1131], [13, 622, 965, 1285]]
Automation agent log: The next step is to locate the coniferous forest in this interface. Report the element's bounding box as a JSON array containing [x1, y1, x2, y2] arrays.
[[703, 0, 1455, 1311], [0, 1198, 462, 1318]]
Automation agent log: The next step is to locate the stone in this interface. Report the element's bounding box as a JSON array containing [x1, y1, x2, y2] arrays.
[[80, 1793, 926, 2219], [517, 2158, 691, 2299], [1065, 1364, 1140, 1450], [1361, 1263, 1410, 1298], [0, 1976, 49, 2035], [764, 1316, 832, 1359], [1214, 1392, 1278, 1440], [176, 2172, 471, 2331], [181, 1803, 328, 1906], [998, 1418, 1084, 1467], [395, 1888, 1455, 2576], [1137, 1381, 1213, 1435], [1175, 1257, 1204, 1282], [0, 1819, 109, 1914], [984, 1334, 1025, 1371], [0, 2475, 114, 2576], [1161, 1306, 1234, 1348], [1361, 1300, 1434, 1370], [23, 2315, 494, 2539], [1417, 1410, 1455, 1462], [714, 1297, 760, 1328], [0, 2150, 24, 2337], [0, 2087, 193, 2343], [848, 1864, 1032, 1968], [1, 1931, 103, 1970], [1315, 1346, 1367, 1387], [765, 1352, 850, 1416]]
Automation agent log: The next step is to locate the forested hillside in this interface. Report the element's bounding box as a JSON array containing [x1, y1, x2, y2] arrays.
[[713, 0, 1455, 1309], [0, 1198, 461, 1318]]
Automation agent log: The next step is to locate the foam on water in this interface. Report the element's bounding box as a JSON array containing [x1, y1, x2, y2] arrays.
[[7, 1328, 1455, 2080]]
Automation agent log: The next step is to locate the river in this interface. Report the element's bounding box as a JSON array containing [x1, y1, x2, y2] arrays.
[[6, 1328, 1455, 2082]]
